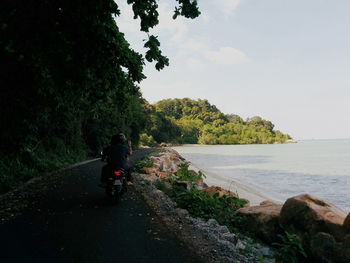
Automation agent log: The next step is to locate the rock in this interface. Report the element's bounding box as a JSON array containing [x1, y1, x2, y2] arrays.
[[160, 156, 181, 173], [155, 171, 169, 179], [256, 247, 272, 257], [260, 200, 278, 206], [203, 186, 238, 198], [334, 234, 350, 263], [174, 180, 192, 190], [310, 232, 336, 263], [236, 240, 246, 250], [149, 156, 162, 169], [221, 232, 238, 244], [344, 234, 350, 247], [142, 174, 159, 185], [142, 167, 155, 174], [175, 208, 189, 218], [237, 204, 283, 242], [193, 178, 207, 190], [279, 194, 347, 241], [343, 213, 350, 233]]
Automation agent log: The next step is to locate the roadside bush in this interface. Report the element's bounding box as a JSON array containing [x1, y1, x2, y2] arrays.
[[133, 157, 153, 173], [175, 163, 205, 182], [273, 232, 307, 263], [170, 185, 247, 231]]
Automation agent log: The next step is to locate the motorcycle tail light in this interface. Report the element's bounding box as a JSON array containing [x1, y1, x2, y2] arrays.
[[114, 171, 122, 177]]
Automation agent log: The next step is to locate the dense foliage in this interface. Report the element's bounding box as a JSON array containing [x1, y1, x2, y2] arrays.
[[0, 0, 199, 192], [141, 98, 291, 145]]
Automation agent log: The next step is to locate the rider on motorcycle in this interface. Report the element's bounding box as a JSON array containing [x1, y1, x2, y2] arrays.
[[100, 133, 131, 186]]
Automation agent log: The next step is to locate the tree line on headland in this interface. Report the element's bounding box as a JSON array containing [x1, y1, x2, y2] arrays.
[[141, 98, 291, 146]]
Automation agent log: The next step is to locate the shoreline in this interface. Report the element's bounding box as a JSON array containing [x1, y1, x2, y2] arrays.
[[187, 160, 283, 206], [171, 145, 284, 207], [172, 143, 350, 212]]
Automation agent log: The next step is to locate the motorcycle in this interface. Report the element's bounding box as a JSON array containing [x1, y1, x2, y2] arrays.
[[105, 168, 126, 203]]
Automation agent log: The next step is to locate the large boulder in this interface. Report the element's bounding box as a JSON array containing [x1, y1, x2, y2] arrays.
[[150, 149, 185, 174], [203, 186, 238, 198], [161, 155, 183, 173], [310, 232, 337, 263], [149, 156, 162, 169], [279, 194, 348, 241], [335, 234, 350, 263], [343, 213, 350, 233], [236, 204, 283, 242]]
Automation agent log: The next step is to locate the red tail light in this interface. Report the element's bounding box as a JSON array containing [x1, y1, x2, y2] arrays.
[[114, 171, 122, 177]]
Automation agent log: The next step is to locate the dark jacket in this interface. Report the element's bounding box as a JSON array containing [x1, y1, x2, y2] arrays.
[[102, 143, 130, 169]]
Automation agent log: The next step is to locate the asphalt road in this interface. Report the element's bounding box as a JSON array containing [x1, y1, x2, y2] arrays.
[[0, 149, 203, 263]]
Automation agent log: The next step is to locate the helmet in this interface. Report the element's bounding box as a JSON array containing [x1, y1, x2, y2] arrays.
[[111, 133, 126, 144], [117, 133, 126, 142]]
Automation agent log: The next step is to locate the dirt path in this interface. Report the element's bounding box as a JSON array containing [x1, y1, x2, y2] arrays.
[[0, 148, 203, 263]]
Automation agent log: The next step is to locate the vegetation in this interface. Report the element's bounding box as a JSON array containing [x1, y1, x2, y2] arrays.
[[153, 162, 247, 231], [0, 1, 199, 193], [170, 186, 247, 231], [139, 133, 158, 147], [133, 157, 154, 173], [175, 163, 205, 182], [143, 98, 291, 145], [273, 232, 307, 263]]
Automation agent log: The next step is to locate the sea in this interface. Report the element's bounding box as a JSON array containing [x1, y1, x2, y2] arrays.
[[173, 139, 350, 212]]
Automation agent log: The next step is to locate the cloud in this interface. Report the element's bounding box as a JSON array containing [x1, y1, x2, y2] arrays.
[[181, 38, 209, 53], [217, 0, 241, 17], [180, 38, 247, 67], [116, 1, 247, 70], [185, 58, 206, 72], [205, 47, 247, 65]]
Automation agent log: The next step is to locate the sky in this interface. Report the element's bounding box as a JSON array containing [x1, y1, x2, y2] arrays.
[[116, 0, 350, 140]]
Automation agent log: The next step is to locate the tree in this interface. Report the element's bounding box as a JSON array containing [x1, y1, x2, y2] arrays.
[[144, 98, 291, 145], [0, 0, 200, 192]]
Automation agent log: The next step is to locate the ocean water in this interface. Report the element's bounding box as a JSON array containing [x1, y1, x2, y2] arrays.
[[173, 139, 350, 212]]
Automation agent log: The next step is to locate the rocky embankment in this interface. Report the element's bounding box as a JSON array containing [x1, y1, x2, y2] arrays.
[[133, 149, 275, 263], [133, 148, 350, 263]]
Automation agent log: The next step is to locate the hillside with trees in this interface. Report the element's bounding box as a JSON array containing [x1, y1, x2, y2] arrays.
[[140, 98, 291, 145], [0, 0, 199, 193]]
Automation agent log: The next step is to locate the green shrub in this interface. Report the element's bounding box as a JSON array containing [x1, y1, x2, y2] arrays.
[[139, 133, 158, 147], [133, 157, 153, 173], [175, 163, 205, 182], [169, 185, 247, 231], [273, 232, 307, 263], [154, 180, 172, 195]]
